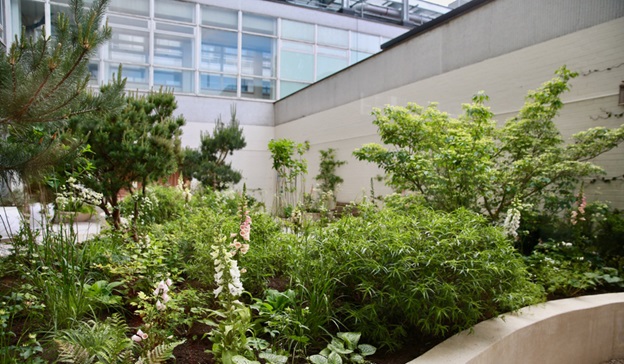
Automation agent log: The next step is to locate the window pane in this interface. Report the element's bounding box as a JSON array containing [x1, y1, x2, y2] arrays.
[[280, 50, 314, 82], [282, 20, 314, 42], [108, 28, 150, 64], [154, 33, 194, 68], [281, 40, 313, 53], [350, 50, 372, 64], [241, 77, 275, 100], [242, 34, 275, 77], [201, 28, 238, 73], [202, 6, 237, 30], [108, 0, 149, 17], [156, 22, 194, 35], [107, 15, 149, 28], [280, 81, 307, 98], [350, 32, 380, 53], [318, 26, 348, 48], [106, 63, 148, 89], [14, 0, 45, 39], [318, 46, 347, 57], [200, 73, 237, 97], [154, 68, 195, 93], [88, 62, 99, 85], [155, 0, 195, 23], [242, 13, 276, 35], [317, 55, 347, 79]]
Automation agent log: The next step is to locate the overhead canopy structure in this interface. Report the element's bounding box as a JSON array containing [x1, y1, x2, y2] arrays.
[[278, 0, 453, 25]]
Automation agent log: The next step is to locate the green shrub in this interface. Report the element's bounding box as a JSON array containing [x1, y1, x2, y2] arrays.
[[120, 185, 187, 226], [525, 240, 624, 298], [256, 195, 543, 351]]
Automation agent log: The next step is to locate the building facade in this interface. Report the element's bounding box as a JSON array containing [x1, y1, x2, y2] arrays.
[[275, 0, 624, 208], [5, 0, 621, 209]]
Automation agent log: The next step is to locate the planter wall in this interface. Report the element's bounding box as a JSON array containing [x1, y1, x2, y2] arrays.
[[409, 293, 624, 364]]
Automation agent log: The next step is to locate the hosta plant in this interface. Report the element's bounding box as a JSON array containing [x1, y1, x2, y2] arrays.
[[308, 332, 376, 364]]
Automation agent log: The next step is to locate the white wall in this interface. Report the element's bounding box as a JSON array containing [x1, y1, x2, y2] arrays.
[[275, 14, 624, 208], [175, 96, 276, 205]]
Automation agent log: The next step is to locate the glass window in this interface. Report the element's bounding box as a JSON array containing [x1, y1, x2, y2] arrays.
[[281, 40, 313, 53], [108, 0, 149, 17], [156, 22, 194, 35], [154, 33, 194, 68], [280, 50, 314, 82], [318, 26, 348, 48], [107, 15, 149, 28], [241, 34, 275, 77], [280, 81, 307, 98], [14, 0, 45, 40], [200, 72, 237, 97], [282, 20, 314, 42], [202, 6, 237, 30], [88, 62, 99, 85], [241, 77, 275, 100], [242, 13, 276, 36], [108, 28, 150, 64], [317, 54, 347, 80], [201, 28, 238, 73], [154, 68, 195, 93], [350, 32, 380, 53], [155, 0, 195, 23], [106, 63, 148, 89], [350, 50, 372, 64], [318, 46, 347, 57]]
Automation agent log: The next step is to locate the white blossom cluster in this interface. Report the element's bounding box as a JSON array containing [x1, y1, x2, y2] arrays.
[[211, 242, 244, 299], [176, 176, 193, 203], [503, 207, 521, 240], [55, 177, 103, 210]]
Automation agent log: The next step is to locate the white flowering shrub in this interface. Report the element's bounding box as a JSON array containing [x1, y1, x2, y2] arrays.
[[55, 176, 103, 213]]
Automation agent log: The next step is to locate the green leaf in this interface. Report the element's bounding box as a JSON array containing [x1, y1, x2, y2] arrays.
[[259, 352, 289, 364], [327, 351, 343, 364], [350, 354, 365, 364], [337, 332, 361, 349], [328, 341, 353, 355], [232, 355, 260, 364], [357, 344, 377, 357], [308, 354, 329, 364]]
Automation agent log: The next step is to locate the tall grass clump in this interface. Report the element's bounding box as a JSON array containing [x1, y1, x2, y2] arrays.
[[244, 195, 544, 352]]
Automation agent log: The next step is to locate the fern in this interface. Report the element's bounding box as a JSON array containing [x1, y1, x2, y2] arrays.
[[55, 314, 133, 364], [135, 340, 185, 364]]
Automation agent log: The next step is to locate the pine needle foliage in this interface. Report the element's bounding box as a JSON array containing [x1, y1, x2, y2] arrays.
[[182, 105, 246, 191], [0, 0, 125, 182], [69, 86, 185, 229]]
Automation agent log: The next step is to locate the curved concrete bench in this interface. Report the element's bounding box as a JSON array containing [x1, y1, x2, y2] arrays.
[[408, 293, 624, 364]]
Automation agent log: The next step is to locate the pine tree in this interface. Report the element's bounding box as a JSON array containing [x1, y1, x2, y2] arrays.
[[69, 87, 185, 229], [182, 106, 246, 191], [0, 0, 124, 185]]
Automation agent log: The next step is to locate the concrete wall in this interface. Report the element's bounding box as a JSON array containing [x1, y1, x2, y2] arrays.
[[409, 293, 624, 364], [274, 1, 624, 207]]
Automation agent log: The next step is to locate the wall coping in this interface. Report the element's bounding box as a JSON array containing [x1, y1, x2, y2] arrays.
[[408, 293, 624, 364]]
